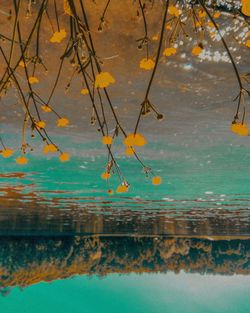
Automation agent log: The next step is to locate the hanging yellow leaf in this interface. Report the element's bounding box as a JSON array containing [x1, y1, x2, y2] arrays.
[[163, 47, 177, 57], [35, 120, 46, 130], [242, 0, 250, 16], [43, 144, 58, 154], [64, 0, 73, 16], [95, 72, 115, 89], [59, 152, 70, 162], [80, 88, 89, 95], [101, 172, 111, 179], [50, 29, 67, 43], [57, 117, 70, 127], [102, 136, 113, 145], [152, 176, 162, 185], [192, 46, 203, 56], [1, 149, 14, 158], [231, 122, 249, 136], [139, 58, 155, 70], [29, 76, 39, 84], [16, 156, 28, 165], [116, 184, 128, 193], [124, 133, 147, 147], [41, 105, 52, 113]]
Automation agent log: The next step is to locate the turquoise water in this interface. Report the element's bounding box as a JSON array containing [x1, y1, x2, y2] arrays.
[[1, 273, 250, 313]]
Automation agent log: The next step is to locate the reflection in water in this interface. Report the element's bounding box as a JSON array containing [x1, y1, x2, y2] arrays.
[[0, 183, 250, 236], [0, 236, 249, 292]]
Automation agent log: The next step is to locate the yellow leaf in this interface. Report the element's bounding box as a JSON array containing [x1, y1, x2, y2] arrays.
[[102, 136, 113, 145], [169, 6, 180, 17], [152, 176, 162, 185], [116, 184, 128, 193], [43, 144, 58, 154], [198, 10, 206, 18], [19, 60, 25, 67], [163, 47, 177, 57], [124, 133, 147, 147], [213, 11, 221, 18], [29, 76, 39, 84], [94, 72, 115, 88], [59, 152, 70, 162], [231, 122, 249, 136], [101, 172, 110, 179], [152, 35, 159, 41], [41, 105, 52, 113], [64, 0, 73, 16], [139, 58, 155, 70], [36, 120, 46, 130], [80, 88, 89, 95], [242, 0, 250, 16], [57, 117, 69, 127], [192, 46, 203, 56], [16, 156, 28, 165], [50, 29, 67, 43], [1, 149, 14, 158]]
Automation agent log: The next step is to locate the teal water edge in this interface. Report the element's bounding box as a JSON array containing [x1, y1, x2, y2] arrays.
[[0, 273, 250, 313]]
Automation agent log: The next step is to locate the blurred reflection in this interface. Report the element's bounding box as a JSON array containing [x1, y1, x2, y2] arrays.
[[0, 235, 249, 293]]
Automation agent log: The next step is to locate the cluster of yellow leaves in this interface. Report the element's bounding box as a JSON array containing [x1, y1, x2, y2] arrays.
[[231, 122, 249, 136], [1, 149, 14, 158], [43, 144, 58, 154], [94, 72, 115, 88], [192, 45, 203, 56], [29, 76, 39, 84], [163, 47, 177, 57], [16, 156, 28, 165], [168, 6, 181, 17], [59, 152, 70, 162], [124, 133, 147, 147], [57, 117, 69, 127], [242, 0, 250, 16], [102, 136, 113, 145], [50, 29, 67, 43], [139, 58, 155, 70]]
